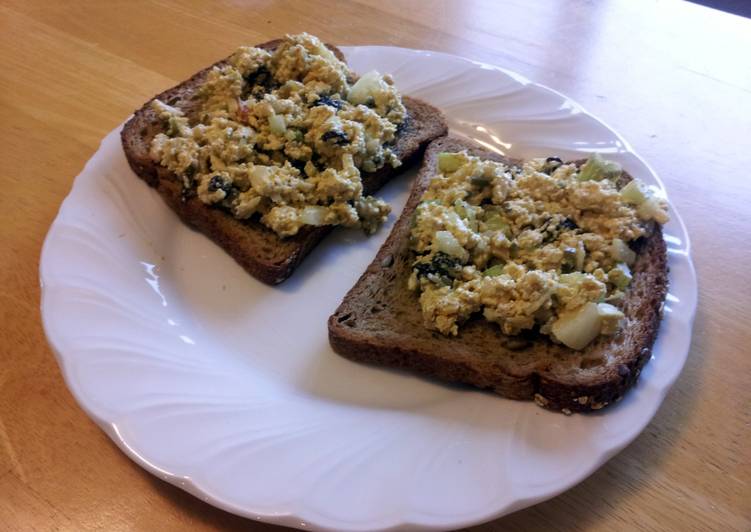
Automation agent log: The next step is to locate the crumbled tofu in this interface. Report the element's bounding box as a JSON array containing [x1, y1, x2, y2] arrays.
[[409, 151, 669, 347], [149, 33, 404, 237]]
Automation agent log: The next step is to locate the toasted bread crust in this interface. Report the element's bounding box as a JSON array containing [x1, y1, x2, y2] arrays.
[[328, 137, 668, 413], [120, 40, 448, 284]]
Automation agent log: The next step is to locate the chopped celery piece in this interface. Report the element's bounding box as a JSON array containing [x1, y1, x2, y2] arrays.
[[619, 179, 647, 205], [597, 303, 625, 335], [578, 153, 622, 181], [438, 152, 464, 173], [454, 200, 478, 231], [636, 196, 669, 224], [268, 114, 286, 135], [434, 231, 467, 260], [597, 302, 624, 318], [285, 128, 303, 141], [611, 238, 636, 265], [608, 263, 632, 290], [483, 264, 505, 277], [348, 70, 383, 105], [249, 165, 271, 189], [559, 272, 587, 284], [300, 206, 328, 226], [485, 214, 511, 236], [552, 302, 602, 350], [453, 200, 468, 219]]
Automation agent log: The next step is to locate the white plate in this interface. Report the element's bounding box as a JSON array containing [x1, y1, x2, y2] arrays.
[[40, 46, 697, 531]]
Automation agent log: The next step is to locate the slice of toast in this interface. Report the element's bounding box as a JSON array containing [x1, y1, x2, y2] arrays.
[[328, 137, 668, 413], [120, 39, 448, 284]]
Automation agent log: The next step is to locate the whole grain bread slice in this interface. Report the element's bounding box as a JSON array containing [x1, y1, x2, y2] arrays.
[[328, 137, 668, 413], [120, 39, 448, 284]]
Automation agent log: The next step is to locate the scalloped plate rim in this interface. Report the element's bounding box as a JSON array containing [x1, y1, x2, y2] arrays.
[[39, 45, 697, 532]]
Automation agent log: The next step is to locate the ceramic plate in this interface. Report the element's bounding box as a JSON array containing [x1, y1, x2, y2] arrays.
[[40, 46, 697, 531]]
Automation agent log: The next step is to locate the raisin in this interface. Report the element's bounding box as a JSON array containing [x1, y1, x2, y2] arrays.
[[312, 95, 342, 110], [559, 218, 579, 231], [290, 159, 307, 173], [414, 252, 461, 282], [308, 154, 324, 172], [542, 156, 563, 175], [244, 66, 271, 88], [208, 175, 233, 194], [395, 119, 409, 137], [321, 130, 349, 145], [184, 163, 196, 178]]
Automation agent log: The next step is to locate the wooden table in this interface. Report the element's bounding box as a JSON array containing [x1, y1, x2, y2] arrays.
[[2, 0, 749, 530]]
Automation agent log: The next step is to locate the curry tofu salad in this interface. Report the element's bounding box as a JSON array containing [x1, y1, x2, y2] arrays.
[[149, 33, 407, 237], [408, 151, 669, 349]]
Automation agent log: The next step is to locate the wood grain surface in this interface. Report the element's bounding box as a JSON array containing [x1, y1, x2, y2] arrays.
[[1, 0, 750, 530]]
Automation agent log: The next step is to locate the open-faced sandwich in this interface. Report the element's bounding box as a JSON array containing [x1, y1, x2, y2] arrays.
[[121, 33, 447, 284], [329, 137, 669, 413]]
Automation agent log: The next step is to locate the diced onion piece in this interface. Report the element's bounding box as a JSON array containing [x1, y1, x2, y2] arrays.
[[434, 230, 468, 261], [619, 179, 647, 205], [611, 238, 636, 265], [300, 206, 328, 226], [269, 114, 286, 135], [347, 70, 384, 105], [552, 302, 602, 350]]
